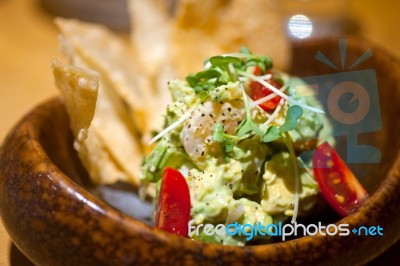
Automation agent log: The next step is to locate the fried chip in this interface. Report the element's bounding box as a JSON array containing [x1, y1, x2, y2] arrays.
[[52, 59, 98, 140], [128, 0, 290, 136], [52, 59, 139, 185], [129, 0, 172, 79], [52, 60, 122, 183], [171, 0, 291, 75], [129, 0, 290, 78], [55, 18, 151, 135], [76, 126, 130, 185], [54, 19, 147, 185], [128, 0, 175, 136], [88, 80, 143, 185]]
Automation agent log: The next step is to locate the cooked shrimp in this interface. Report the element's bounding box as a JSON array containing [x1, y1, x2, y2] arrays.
[[180, 100, 245, 168]]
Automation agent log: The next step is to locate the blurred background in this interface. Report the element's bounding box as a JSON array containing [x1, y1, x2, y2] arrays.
[[0, 0, 399, 265]]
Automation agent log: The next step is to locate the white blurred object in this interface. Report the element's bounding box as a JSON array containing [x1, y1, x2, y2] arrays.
[[41, 0, 130, 31], [281, 0, 354, 39], [288, 14, 313, 39]]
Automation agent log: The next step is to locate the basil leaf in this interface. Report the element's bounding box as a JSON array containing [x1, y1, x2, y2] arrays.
[[279, 105, 303, 132]]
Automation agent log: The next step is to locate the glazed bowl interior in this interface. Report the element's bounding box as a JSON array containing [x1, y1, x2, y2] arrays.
[[1, 37, 399, 265]]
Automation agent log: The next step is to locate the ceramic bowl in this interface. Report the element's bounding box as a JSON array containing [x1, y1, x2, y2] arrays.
[[0, 38, 399, 265]]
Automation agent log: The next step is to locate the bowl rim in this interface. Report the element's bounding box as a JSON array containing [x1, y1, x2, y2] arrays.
[[1, 37, 400, 264]]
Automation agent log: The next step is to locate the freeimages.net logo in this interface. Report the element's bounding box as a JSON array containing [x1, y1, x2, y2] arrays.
[[296, 39, 382, 165]]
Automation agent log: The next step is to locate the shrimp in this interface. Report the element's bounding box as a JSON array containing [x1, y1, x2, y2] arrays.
[[180, 100, 245, 168]]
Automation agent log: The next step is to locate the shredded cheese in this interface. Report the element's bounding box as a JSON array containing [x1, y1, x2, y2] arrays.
[[250, 86, 287, 108], [238, 71, 289, 100], [260, 98, 285, 130], [258, 73, 272, 80], [148, 109, 192, 145], [288, 97, 325, 114], [228, 63, 236, 74], [239, 70, 325, 114]]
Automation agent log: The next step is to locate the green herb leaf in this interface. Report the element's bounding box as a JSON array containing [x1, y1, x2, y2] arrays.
[[195, 69, 221, 79], [279, 105, 303, 132], [198, 91, 209, 102], [239, 46, 252, 55], [212, 123, 225, 142], [262, 126, 281, 143], [236, 118, 262, 137], [151, 130, 160, 138], [224, 141, 235, 153], [242, 55, 273, 73], [235, 83, 263, 138], [186, 69, 225, 95], [186, 75, 199, 88], [260, 56, 273, 70], [212, 123, 236, 162], [209, 56, 242, 67]]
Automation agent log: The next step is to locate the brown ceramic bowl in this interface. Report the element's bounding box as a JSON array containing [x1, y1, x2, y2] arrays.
[[1, 38, 399, 266]]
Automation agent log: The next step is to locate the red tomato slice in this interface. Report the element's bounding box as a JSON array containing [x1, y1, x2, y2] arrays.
[[155, 167, 191, 236], [313, 142, 369, 216], [250, 66, 282, 111]]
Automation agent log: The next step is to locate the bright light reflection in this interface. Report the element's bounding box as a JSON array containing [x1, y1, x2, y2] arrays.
[[288, 14, 313, 39]]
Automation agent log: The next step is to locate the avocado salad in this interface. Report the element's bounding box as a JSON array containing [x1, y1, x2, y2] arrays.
[[141, 48, 334, 246]]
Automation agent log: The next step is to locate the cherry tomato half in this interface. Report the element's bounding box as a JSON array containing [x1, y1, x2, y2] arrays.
[[250, 66, 282, 111], [155, 167, 191, 236], [313, 142, 368, 216]]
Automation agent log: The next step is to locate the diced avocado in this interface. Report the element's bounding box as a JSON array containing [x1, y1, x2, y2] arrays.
[[261, 152, 319, 216], [142, 138, 195, 182]]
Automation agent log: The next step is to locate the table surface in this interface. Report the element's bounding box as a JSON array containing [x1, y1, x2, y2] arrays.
[[1, 0, 400, 265]]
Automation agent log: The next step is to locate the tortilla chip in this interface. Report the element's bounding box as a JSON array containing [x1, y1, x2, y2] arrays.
[[76, 126, 129, 185], [128, 0, 291, 137], [129, 0, 173, 79], [52, 60, 120, 183], [52, 59, 98, 140], [128, 0, 175, 135], [88, 79, 143, 185], [55, 18, 151, 136], [53, 59, 139, 185], [172, 0, 291, 75], [53, 19, 147, 186]]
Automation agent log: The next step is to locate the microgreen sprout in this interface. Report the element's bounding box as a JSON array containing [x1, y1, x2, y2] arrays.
[[213, 123, 251, 161], [262, 105, 304, 143], [283, 132, 300, 223], [236, 85, 263, 137], [149, 108, 194, 145], [183, 47, 321, 148], [279, 105, 304, 132]]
